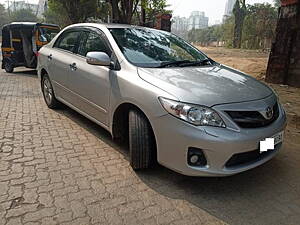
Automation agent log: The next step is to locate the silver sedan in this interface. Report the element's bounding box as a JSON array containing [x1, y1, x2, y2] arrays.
[[38, 23, 286, 176]]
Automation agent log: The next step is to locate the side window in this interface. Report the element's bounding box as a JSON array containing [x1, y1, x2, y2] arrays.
[[77, 31, 111, 57], [54, 31, 80, 52]]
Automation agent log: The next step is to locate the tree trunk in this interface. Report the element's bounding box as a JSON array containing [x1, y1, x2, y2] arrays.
[[140, 0, 146, 26], [233, 0, 247, 48], [109, 0, 121, 23], [109, 0, 139, 24]]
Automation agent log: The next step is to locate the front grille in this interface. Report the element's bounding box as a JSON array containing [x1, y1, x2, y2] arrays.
[[226, 103, 279, 128], [225, 145, 280, 168]]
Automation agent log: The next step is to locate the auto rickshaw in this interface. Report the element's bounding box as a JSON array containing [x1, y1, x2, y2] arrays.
[[1, 22, 60, 73]]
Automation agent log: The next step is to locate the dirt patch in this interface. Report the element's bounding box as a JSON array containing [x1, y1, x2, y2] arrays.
[[199, 47, 269, 79]]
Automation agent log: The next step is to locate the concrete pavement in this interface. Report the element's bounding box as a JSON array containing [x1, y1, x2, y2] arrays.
[[0, 69, 300, 225]]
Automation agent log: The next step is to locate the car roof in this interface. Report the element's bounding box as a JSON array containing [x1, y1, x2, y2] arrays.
[[68, 23, 153, 30], [2, 22, 60, 30]]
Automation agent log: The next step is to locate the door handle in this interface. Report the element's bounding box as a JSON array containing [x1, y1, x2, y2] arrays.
[[47, 54, 52, 60], [69, 63, 77, 71]]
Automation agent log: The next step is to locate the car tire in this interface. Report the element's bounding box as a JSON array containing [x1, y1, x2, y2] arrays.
[[42, 74, 59, 109], [4, 61, 14, 73], [129, 109, 156, 170]]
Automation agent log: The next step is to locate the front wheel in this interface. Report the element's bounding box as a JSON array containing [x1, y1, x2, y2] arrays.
[[129, 109, 156, 170], [42, 74, 59, 109], [4, 61, 14, 73]]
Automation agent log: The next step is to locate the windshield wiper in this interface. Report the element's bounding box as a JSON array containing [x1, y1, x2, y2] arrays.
[[179, 58, 213, 67], [157, 60, 193, 68], [157, 58, 214, 68]]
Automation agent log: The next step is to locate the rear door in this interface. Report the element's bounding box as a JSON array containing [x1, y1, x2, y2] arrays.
[[65, 28, 112, 126], [47, 29, 81, 99]]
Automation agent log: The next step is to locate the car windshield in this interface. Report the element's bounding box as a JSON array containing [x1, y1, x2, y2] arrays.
[[39, 26, 60, 42], [109, 28, 208, 68]]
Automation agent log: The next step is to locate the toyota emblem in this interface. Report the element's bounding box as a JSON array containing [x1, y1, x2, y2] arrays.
[[265, 107, 274, 120]]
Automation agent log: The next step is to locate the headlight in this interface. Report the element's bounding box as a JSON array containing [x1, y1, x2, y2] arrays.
[[159, 97, 226, 127]]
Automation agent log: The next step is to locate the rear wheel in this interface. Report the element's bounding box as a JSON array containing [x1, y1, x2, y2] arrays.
[[129, 109, 156, 170], [4, 61, 14, 73], [42, 74, 59, 109]]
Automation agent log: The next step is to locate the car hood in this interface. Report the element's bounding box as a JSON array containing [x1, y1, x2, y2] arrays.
[[137, 65, 273, 107]]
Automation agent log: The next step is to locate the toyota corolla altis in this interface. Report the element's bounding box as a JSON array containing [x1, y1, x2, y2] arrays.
[[38, 23, 286, 176]]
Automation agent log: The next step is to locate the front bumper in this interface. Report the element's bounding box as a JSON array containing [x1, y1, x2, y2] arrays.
[[152, 102, 287, 177]]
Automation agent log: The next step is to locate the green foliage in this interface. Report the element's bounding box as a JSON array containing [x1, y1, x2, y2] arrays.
[[141, 0, 171, 26], [45, 0, 111, 27], [188, 26, 218, 44], [95, 0, 110, 22], [0, 4, 9, 35], [187, 16, 234, 47], [44, 1, 70, 27], [0, 3, 9, 28], [274, 0, 281, 8], [10, 8, 38, 22], [47, 0, 98, 25], [46, 0, 170, 26], [242, 3, 277, 49], [222, 16, 235, 47], [108, 0, 139, 24], [1, 4, 39, 35]]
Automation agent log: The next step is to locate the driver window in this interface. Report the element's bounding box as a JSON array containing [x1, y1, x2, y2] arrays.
[[77, 31, 110, 57], [54, 31, 80, 53]]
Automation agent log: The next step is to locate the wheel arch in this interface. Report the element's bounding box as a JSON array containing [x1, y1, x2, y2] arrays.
[[40, 68, 48, 79], [40, 68, 49, 88], [112, 102, 157, 153]]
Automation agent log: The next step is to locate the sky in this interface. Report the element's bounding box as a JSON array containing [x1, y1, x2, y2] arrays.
[[1, 0, 275, 24], [167, 0, 274, 24]]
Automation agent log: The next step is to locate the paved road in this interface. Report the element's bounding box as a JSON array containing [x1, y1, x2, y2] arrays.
[[0, 69, 300, 225]]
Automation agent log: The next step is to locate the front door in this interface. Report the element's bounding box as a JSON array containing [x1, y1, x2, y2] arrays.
[[66, 30, 112, 126]]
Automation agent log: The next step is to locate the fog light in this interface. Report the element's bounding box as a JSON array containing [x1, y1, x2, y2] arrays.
[[190, 155, 199, 164], [187, 147, 207, 167]]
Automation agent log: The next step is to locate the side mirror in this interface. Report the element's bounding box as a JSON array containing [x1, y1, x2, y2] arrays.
[[86, 52, 111, 66]]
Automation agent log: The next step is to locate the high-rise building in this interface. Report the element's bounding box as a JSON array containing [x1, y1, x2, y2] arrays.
[[171, 11, 209, 39], [172, 16, 189, 38], [188, 11, 209, 30]]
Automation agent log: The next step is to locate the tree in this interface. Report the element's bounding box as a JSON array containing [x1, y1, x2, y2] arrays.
[[222, 16, 235, 47], [140, 0, 170, 26], [187, 25, 223, 45], [95, 0, 110, 22], [0, 3, 9, 30], [44, 1, 71, 26], [10, 8, 38, 22], [109, 0, 170, 25], [48, 0, 97, 24], [242, 3, 277, 49], [233, 0, 247, 48], [274, 0, 281, 8], [46, 0, 110, 27], [109, 0, 139, 24], [46, 0, 170, 26]]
